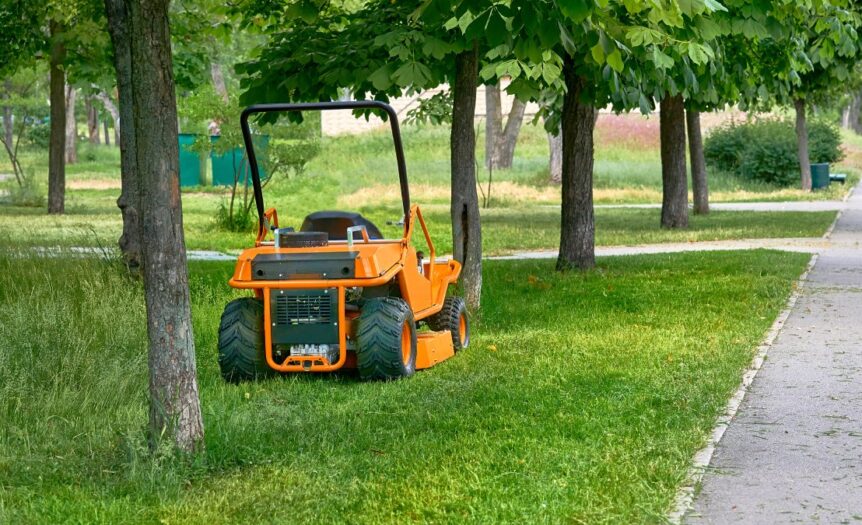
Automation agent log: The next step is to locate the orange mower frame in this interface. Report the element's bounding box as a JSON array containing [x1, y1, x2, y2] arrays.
[[217, 101, 469, 382]]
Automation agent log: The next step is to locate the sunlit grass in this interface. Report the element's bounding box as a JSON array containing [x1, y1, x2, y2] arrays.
[[0, 248, 810, 523]]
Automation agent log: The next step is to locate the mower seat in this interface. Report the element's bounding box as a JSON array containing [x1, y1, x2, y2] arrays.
[[300, 211, 384, 241]]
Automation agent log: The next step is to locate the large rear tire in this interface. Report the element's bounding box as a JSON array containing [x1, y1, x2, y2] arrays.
[[218, 298, 274, 383], [427, 296, 469, 352], [356, 298, 417, 381]]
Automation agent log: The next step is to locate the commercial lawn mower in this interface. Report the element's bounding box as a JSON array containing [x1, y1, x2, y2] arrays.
[[217, 101, 469, 382]]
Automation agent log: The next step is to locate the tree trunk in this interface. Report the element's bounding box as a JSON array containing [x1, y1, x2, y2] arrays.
[[96, 91, 121, 145], [103, 118, 111, 146], [64, 85, 77, 164], [483, 83, 525, 170], [660, 94, 688, 228], [794, 98, 812, 191], [48, 23, 67, 215], [484, 83, 502, 169], [451, 44, 482, 310], [211, 62, 228, 102], [548, 125, 562, 184], [496, 98, 526, 169], [87, 97, 100, 144], [850, 92, 862, 134], [105, 0, 142, 271], [686, 108, 709, 215], [127, 0, 204, 453], [556, 57, 596, 271], [2, 79, 12, 151]]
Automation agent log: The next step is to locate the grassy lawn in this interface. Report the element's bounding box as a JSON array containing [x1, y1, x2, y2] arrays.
[[0, 191, 835, 254], [0, 248, 810, 523], [3, 114, 859, 206], [1, 112, 853, 255]]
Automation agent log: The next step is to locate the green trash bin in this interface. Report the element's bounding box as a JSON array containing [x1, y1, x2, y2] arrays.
[[178, 133, 201, 187], [210, 135, 269, 187], [811, 163, 830, 190]]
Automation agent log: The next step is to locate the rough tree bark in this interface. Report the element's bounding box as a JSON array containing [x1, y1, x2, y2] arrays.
[[2, 79, 11, 150], [87, 97, 100, 144], [127, 0, 204, 452], [103, 118, 111, 146], [105, 0, 142, 271], [686, 108, 709, 215], [484, 83, 526, 169], [660, 94, 688, 228], [794, 98, 812, 191], [451, 44, 482, 310], [48, 22, 67, 214], [64, 85, 77, 164], [556, 57, 596, 271], [547, 125, 562, 184]]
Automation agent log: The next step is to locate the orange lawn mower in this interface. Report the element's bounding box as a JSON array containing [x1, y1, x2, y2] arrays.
[[217, 101, 469, 382]]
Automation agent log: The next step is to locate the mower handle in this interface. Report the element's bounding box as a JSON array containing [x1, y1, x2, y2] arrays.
[[239, 101, 411, 240]]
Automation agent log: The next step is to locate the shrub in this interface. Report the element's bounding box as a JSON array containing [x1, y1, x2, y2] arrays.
[[738, 121, 799, 186], [808, 120, 844, 164], [26, 122, 51, 149], [4, 177, 46, 208], [215, 199, 256, 232], [704, 118, 844, 187], [702, 121, 751, 173]]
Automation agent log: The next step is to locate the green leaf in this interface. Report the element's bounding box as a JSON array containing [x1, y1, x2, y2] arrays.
[[607, 48, 624, 72], [703, 0, 727, 12], [688, 43, 710, 65], [368, 63, 395, 91], [591, 42, 605, 63], [558, 0, 592, 23], [485, 11, 509, 46], [651, 47, 674, 69], [542, 62, 562, 84]]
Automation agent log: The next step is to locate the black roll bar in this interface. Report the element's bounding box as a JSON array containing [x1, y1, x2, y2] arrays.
[[239, 101, 411, 239]]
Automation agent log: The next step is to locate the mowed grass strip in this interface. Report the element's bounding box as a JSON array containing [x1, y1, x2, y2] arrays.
[[0, 249, 809, 523], [0, 191, 836, 254]]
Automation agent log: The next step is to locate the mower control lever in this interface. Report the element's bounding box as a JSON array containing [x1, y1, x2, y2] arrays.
[[346, 225, 370, 248]]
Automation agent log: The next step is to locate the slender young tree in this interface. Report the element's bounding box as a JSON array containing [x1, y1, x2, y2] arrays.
[[47, 21, 66, 214], [484, 82, 526, 169], [64, 84, 78, 164], [126, 0, 204, 452], [686, 109, 709, 214]]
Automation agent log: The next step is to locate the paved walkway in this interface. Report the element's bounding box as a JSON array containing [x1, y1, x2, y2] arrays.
[[488, 237, 830, 260], [684, 189, 862, 523], [587, 201, 847, 212]]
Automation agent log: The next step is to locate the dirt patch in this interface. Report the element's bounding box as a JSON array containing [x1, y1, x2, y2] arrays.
[[338, 182, 560, 208], [67, 179, 121, 190]]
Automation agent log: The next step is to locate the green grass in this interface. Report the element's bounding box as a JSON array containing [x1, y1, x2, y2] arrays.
[[3, 116, 858, 206], [0, 248, 810, 523], [0, 190, 835, 254], [0, 115, 849, 256]]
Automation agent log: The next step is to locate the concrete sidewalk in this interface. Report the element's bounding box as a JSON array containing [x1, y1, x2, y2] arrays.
[[684, 189, 862, 523], [589, 201, 848, 212]]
